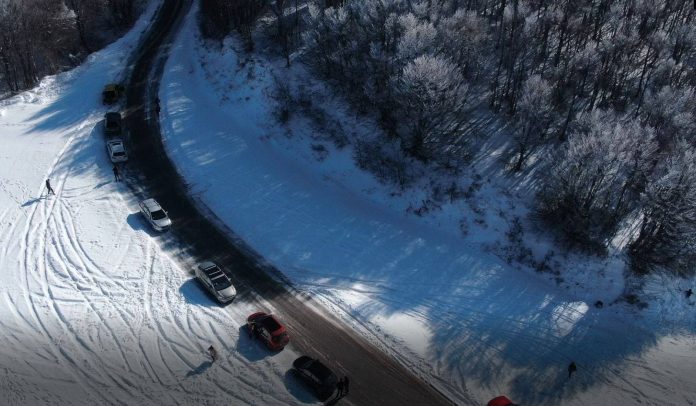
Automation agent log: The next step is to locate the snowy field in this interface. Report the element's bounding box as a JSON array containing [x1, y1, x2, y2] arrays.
[[0, 3, 318, 405], [159, 4, 696, 406]]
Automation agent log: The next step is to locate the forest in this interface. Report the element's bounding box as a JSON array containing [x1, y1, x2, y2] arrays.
[[0, 0, 143, 94], [200, 0, 695, 276]]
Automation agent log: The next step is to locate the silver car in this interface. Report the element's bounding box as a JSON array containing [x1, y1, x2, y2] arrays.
[[106, 139, 128, 163], [195, 262, 237, 303], [139, 198, 171, 232]]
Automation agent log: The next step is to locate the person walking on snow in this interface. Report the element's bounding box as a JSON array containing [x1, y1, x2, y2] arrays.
[[113, 165, 121, 182], [568, 361, 577, 379], [45, 179, 55, 195], [208, 345, 218, 362]]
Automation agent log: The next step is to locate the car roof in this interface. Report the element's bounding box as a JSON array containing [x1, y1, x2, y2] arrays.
[[487, 396, 514, 406], [141, 198, 162, 211], [260, 315, 283, 333], [198, 261, 217, 271], [305, 359, 335, 382]]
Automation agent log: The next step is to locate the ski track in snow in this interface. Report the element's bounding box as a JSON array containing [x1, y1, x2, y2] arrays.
[[0, 2, 317, 405]]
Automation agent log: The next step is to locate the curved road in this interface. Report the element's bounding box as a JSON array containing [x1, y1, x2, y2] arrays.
[[124, 1, 454, 405]]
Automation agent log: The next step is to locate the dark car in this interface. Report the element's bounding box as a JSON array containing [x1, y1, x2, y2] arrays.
[[292, 355, 338, 400], [104, 112, 122, 136], [488, 396, 518, 406], [246, 312, 289, 351], [102, 83, 124, 104]]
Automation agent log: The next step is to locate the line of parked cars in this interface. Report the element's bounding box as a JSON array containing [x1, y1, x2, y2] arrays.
[[101, 83, 341, 401]]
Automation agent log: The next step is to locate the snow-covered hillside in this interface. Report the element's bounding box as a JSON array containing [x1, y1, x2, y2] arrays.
[[159, 4, 696, 406], [0, 3, 317, 405]]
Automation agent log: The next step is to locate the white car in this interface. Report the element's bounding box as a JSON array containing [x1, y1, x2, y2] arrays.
[[195, 262, 237, 304], [106, 139, 128, 163], [139, 198, 171, 232]]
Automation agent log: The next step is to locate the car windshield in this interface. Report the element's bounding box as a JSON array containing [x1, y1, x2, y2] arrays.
[[151, 209, 167, 220], [212, 276, 232, 290], [113, 151, 126, 156], [272, 332, 288, 343], [307, 360, 334, 382], [261, 316, 281, 332]]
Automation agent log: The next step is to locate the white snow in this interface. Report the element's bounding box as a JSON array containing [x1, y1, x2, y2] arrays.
[[0, 2, 317, 405], [158, 4, 696, 406]]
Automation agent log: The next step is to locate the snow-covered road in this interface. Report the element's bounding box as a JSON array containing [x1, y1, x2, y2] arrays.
[[0, 3, 315, 405]]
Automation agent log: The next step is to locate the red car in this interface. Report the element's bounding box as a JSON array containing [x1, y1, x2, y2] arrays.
[[488, 396, 517, 406], [246, 312, 290, 351]]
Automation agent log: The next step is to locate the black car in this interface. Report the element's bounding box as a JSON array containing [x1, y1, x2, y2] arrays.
[[292, 356, 338, 400], [104, 112, 122, 136]]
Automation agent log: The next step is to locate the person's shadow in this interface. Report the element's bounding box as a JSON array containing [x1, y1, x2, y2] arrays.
[[186, 360, 213, 377], [21, 196, 47, 207]]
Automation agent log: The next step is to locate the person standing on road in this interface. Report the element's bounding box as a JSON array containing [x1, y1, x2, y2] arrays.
[[45, 179, 55, 196], [335, 378, 344, 397], [343, 376, 350, 396], [568, 361, 577, 379], [208, 345, 218, 362], [113, 165, 121, 182]]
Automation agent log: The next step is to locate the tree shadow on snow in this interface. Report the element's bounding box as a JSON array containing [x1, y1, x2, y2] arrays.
[[185, 360, 213, 377]]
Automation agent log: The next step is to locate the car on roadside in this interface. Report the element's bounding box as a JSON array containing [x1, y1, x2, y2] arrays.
[[106, 139, 128, 163], [102, 83, 124, 104], [246, 312, 289, 351], [487, 396, 518, 406], [292, 355, 338, 400], [195, 261, 236, 304], [104, 112, 122, 136], [139, 198, 171, 232]]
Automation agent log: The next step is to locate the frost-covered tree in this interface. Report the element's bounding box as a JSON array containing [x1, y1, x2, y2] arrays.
[[640, 86, 696, 149], [630, 142, 696, 274], [395, 54, 469, 163], [511, 75, 556, 171], [538, 113, 657, 249]]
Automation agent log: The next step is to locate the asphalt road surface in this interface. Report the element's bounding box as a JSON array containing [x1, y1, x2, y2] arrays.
[[123, 1, 455, 405]]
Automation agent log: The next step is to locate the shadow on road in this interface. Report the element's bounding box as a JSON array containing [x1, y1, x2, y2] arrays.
[[283, 369, 316, 404], [185, 360, 213, 377], [126, 212, 159, 236], [179, 278, 217, 307], [235, 325, 276, 362]]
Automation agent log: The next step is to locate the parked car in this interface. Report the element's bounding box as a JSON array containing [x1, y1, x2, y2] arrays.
[[139, 198, 171, 232], [104, 112, 122, 136], [102, 83, 124, 104], [195, 261, 236, 303], [246, 312, 289, 351], [106, 139, 128, 163], [487, 396, 518, 406], [292, 355, 338, 400]]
